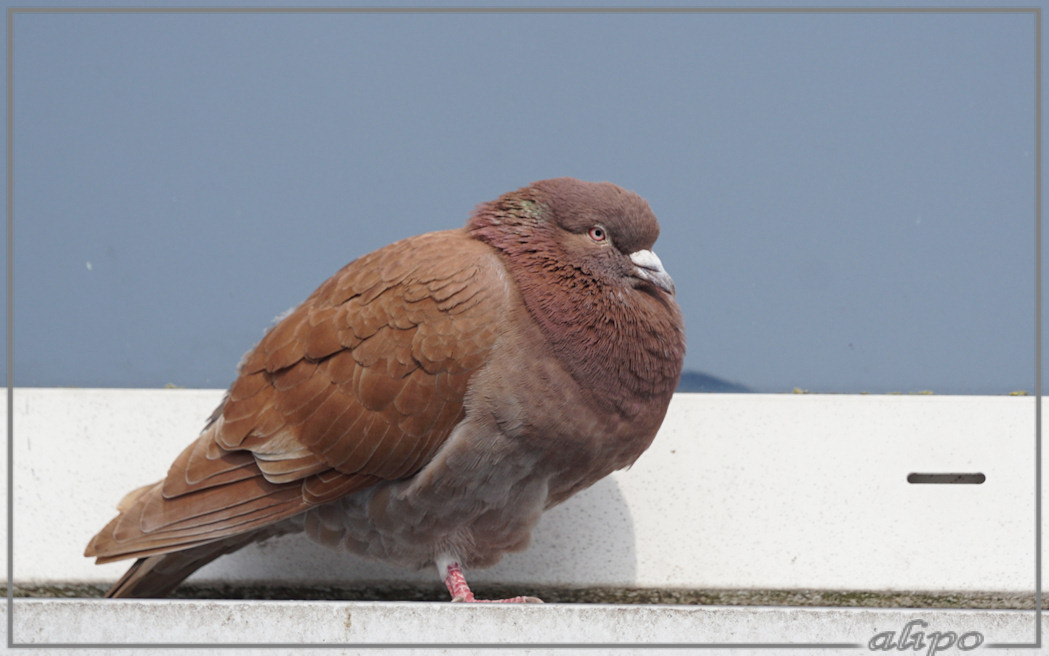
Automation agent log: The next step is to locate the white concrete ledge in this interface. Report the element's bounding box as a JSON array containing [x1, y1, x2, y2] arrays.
[[5, 388, 1039, 596], [3, 599, 1045, 653]]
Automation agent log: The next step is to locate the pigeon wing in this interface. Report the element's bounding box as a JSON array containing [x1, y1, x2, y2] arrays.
[[86, 230, 505, 563]]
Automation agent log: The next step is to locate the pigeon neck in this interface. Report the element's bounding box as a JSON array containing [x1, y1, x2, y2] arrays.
[[523, 255, 683, 410], [475, 252, 681, 415], [466, 200, 685, 415]]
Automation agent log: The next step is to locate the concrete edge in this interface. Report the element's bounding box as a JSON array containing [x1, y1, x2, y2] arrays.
[[4, 599, 1044, 652]]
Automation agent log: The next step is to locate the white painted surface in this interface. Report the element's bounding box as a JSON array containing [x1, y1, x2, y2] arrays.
[[3, 599, 1044, 655], [3, 388, 1039, 594]]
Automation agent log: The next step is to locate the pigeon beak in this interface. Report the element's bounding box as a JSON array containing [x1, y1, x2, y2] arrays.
[[629, 249, 675, 296]]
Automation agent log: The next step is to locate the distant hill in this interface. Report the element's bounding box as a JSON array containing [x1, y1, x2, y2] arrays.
[[676, 371, 751, 393]]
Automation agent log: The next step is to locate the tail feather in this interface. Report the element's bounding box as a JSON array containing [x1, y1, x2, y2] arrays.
[[103, 528, 280, 598]]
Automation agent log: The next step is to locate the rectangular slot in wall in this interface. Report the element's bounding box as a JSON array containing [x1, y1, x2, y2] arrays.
[[906, 473, 986, 485]]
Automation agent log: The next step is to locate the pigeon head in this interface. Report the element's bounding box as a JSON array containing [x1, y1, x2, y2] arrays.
[[533, 177, 676, 297], [467, 177, 675, 296], [467, 178, 685, 410]]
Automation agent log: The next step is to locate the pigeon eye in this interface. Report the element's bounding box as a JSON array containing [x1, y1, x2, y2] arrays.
[[588, 226, 607, 242]]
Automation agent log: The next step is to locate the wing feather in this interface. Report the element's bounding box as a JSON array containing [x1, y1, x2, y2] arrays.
[[86, 230, 506, 565]]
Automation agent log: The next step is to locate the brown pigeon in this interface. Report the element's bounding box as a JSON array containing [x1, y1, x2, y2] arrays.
[[85, 178, 686, 602]]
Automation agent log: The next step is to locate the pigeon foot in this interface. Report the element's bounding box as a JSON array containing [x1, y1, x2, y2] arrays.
[[443, 561, 543, 603]]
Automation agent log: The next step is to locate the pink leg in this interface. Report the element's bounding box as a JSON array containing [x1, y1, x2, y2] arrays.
[[442, 561, 542, 603]]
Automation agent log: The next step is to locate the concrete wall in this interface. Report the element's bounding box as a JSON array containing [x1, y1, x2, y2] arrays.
[[3, 388, 1042, 649]]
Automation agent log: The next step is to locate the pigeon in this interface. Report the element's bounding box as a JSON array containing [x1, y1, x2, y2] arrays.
[[85, 177, 686, 602]]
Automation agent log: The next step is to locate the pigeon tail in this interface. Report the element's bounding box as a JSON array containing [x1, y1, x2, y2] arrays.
[[103, 529, 274, 598]]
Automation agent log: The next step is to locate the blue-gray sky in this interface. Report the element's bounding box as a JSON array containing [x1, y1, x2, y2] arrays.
[[4, 3, 1042, 394]]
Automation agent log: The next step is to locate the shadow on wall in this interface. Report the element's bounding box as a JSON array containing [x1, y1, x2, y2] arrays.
[[185, 476, 638, 595]]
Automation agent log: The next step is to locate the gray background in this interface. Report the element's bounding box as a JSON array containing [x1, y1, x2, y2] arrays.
[[4, 4, 1041, 394]]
